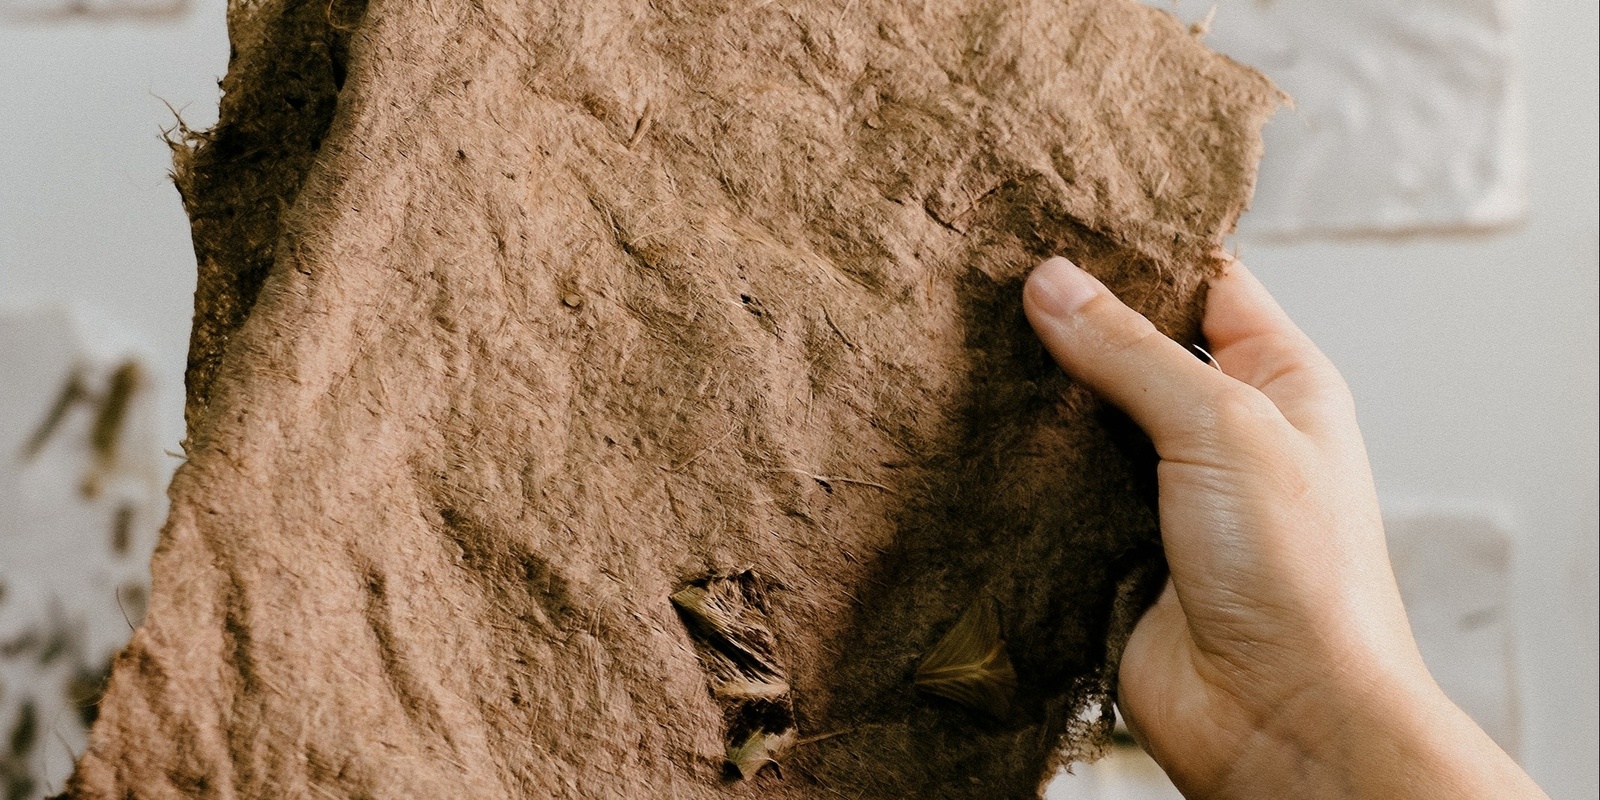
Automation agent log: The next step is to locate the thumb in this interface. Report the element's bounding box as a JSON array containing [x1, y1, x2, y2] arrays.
[[1022, 257, 1258, 458]]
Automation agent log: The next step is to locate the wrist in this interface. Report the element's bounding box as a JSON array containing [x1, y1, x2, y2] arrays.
[[1239, 659, 1434, 795], [1209, 658, 1545, 800]]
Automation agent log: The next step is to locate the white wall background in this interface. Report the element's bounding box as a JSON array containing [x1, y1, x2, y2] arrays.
[[1, 1, 1595, 797]]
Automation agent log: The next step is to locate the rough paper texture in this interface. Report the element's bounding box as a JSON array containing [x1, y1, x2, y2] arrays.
[[67, 0, 1278, 797]]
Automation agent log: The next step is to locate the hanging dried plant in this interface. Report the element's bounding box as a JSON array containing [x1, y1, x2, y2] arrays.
[[18, 368, 88, 461], [82, 361, 143, 498]]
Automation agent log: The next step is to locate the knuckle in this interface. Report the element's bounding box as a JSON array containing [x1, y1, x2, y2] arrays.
[[1204, 384, 1279, 431], [1082, 293, 1162, 354], [1253, 335, 1329, 384], [1297, 348, 1350, 392], [1295, 357, 1359, 419], [1320, 373, 1357, 412]]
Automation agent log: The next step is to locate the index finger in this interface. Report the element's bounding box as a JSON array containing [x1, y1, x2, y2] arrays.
[[1023, 257, 1288, 463]]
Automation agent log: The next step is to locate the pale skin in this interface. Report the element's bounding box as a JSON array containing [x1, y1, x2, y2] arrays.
[[1022, 256, 1550, 800]]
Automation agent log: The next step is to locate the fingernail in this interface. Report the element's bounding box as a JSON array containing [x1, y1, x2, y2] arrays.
[[1027, 257, 1100, 317]]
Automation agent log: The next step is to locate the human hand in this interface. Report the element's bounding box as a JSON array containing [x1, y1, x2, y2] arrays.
[[1023, 255, 1547, 800]]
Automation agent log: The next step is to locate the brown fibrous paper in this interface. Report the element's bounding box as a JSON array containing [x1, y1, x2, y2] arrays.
[[66, 0, 1279, 796]]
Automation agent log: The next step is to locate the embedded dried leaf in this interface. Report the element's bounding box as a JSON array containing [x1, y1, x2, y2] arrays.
[[726, 729, 796, 781], [672, 572, 797, 780], [669, 574, 784, 684], [914, 598, 1018, 718], [714, 677, 791, 702]]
